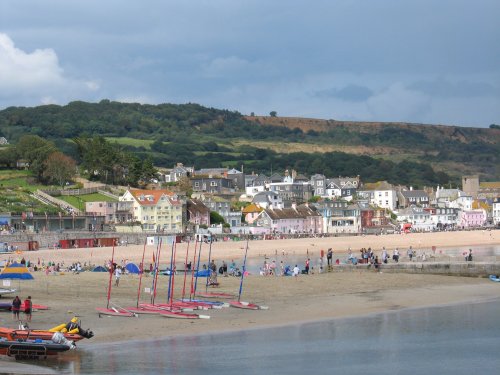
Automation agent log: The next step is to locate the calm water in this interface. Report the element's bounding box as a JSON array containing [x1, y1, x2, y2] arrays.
[[27, 298, 500, 374]]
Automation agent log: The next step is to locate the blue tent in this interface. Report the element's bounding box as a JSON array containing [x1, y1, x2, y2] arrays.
[[125, 263, 140, 274], [92, 265, 107, 272], [194, 269, 210, 277]]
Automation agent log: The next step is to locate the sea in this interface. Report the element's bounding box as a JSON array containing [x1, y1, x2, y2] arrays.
[[17, 298, 500, 375]]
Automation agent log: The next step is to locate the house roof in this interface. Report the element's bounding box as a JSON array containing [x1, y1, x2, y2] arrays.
[[397, 205, 429, 216], [187, 199, 210, 214], [269, 173, 283, 182], [129, 189, 179, 206], [401, 190, 428, 198], [262, 204, 321, 220], [294, 174, 309, 181], [242, 203, 263, 214], [362, 181, 394, 191], [472, 200, 490, 210], [251, 174, 269, 185], [436, 189, 467, 199]]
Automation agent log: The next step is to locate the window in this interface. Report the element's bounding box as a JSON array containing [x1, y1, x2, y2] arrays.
[[210, 181, 217, 186]]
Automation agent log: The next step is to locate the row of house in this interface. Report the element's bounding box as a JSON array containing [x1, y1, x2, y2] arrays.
[[78, 164, 499, 234]]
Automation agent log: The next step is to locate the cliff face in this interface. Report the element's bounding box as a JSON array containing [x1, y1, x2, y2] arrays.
[[245, 116, 499, 145], [244, 116, 500, 180]]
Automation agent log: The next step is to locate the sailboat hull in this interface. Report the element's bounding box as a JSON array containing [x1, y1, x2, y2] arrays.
[[96, 307, 136, 317], [229, 301, 260, 310]]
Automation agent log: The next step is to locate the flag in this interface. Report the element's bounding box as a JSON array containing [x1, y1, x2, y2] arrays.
[[45, 212, 48, 220], [58, 212, 62, 218], [22, 212, 27, 220]]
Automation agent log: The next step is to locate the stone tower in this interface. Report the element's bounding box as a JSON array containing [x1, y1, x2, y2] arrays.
[[462, 175, 479, 198]]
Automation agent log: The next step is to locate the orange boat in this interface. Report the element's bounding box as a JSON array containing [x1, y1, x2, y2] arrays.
[[0, 318, 93, 342]]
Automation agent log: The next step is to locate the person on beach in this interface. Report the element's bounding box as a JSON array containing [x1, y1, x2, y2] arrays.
[[115, 266, 122, 286], [407, 246, 413, 261], [327, 248, 333, 268], [382, 247, 388, 264], [393, 248, 399, 263], [305, 258, 310, 274], [270, 260, 277, 276], [293, 265, 300, 277], [24, 296, 32, 322], [12, 296, 21, 321], [465, 249, 473, 261]]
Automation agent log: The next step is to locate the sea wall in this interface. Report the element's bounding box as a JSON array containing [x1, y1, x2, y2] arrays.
[[332, 261, 500, 277]]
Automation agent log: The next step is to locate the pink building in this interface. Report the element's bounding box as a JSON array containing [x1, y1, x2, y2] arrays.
[[255, 203, 323, 234], [86, 201, 133, 224], [242, 203, 264, 224], [459, 210, 486, 228]]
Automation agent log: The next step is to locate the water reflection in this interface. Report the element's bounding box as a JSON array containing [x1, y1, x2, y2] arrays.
[[58, 299, 499, 374]]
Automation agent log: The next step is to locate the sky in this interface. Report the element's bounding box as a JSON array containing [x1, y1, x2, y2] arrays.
[[0, 0, 499, 127]]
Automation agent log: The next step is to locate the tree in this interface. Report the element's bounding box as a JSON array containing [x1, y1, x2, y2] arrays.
[[210, 211, 225, 225], [43, 152, 77, 187], [140, 156, 158, 184], [269, 111, 277, 117], [15, 135, 56, 181], [176, 176, 193, 196]]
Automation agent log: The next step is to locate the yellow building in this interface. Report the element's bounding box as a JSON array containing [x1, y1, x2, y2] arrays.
[[120, 189, 183, 233]]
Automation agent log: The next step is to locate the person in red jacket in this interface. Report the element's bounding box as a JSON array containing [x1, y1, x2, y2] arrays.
[[23, 296, 32, 322]]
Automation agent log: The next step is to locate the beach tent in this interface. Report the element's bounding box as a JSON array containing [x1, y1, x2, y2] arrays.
[[92, 265, 108, 272], [194, 269, 210, 277], [125, 263, 140, 274], [0, 262, 34, 280]]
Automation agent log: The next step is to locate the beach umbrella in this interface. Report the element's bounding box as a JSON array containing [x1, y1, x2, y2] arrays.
[[125, 263, 140, 274], [0, 262, 34, 280]]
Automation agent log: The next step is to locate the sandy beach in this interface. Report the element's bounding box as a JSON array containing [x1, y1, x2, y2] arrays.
[[0, 230, 498, 348]]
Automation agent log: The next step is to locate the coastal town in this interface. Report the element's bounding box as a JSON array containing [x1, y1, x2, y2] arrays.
[[1, 166, 499, 250], [1, 1, 499, 372]]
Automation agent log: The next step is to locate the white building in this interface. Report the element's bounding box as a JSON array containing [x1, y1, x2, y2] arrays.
[[493, 198, 500, 226], [396, 205, 434, 232], [435, 187, 472, 210], [431, 207, 459, 230], [358, 181, 398, 211]]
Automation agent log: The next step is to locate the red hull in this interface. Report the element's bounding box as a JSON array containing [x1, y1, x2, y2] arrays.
[[96, 307, 136, 317], [229, 301, 260, 310]]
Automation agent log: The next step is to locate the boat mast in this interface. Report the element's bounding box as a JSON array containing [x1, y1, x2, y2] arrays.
[[181, 239, 193, 301], [238, 237, 250, 302], [136, 238, 147, 308], [205, 235, 213, 293], [106, 243, 116, 309]]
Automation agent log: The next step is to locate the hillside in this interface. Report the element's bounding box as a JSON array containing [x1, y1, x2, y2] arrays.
[[0, 101, 498, 183], [245, 116, 500, 179]]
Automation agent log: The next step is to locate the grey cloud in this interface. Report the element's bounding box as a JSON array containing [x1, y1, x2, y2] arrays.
[[409, 79, 499, 98], [314, 84, 374, 102]]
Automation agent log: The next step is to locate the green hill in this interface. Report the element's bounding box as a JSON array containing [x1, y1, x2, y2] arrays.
[[0, 100, 498, 185]]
